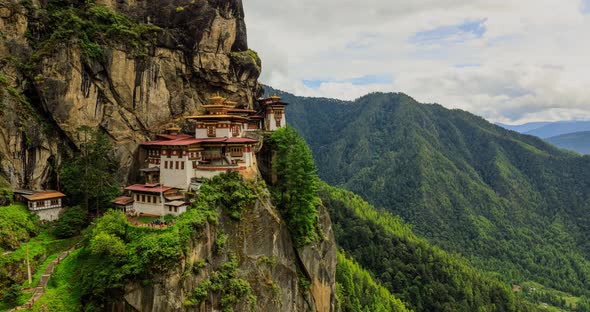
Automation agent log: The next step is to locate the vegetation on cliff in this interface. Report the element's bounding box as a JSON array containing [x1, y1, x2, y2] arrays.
[[280, 87, 590, 308], [74, 172, 257, 310], [26, 0, 160, 64], [269, 127, 321, 247]]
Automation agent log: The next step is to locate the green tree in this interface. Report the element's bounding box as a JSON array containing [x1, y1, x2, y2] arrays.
[[61, 126, 119, 215], [336, 252, 409, 312], [53, 206, 88, 238], [269, 127, 320, 247], [2, 284, 22, 308]]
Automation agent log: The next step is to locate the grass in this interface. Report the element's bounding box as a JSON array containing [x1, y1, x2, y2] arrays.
[[6, 231, 78, 265], [137, 216, 160, 224], [0, 204, 80, 311], [518, 281, 581, 311], [23, 249, 83, 312], [0, 203, 37, 250]]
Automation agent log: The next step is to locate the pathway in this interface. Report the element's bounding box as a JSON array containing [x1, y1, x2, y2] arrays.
[[10, 244, 80, 311]]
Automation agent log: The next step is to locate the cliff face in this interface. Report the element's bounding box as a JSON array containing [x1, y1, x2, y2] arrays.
[[122, 194, 337, 312], [0, 0, 261, 188]]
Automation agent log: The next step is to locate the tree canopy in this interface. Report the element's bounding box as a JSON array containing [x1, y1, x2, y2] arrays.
[[269, 127, 320, 247], [281, 87, 590, 304], [61, 126, 119, 214]]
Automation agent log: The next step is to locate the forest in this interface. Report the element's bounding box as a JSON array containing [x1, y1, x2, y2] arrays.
[[276, 86, 590, 310]]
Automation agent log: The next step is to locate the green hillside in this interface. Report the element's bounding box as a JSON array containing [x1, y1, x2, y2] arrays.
[[336, 252, 409, 312], [322, 183, 532, 311], [546, 131, 590, 155], [275, 87, 590, 301]]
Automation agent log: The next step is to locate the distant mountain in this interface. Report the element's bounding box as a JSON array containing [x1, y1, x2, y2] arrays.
[[546, 131, 590, 155], [498, 121, 590, 138], [268, 86, 590, 304], [496, 122, 552, 133]]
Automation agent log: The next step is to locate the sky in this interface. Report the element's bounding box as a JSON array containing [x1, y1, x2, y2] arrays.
[[243, 0, 590, 124]]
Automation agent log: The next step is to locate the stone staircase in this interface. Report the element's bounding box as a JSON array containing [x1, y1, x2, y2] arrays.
[[10, 244, 80, 311]]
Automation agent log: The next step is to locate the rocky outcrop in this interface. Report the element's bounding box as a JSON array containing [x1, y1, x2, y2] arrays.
[[121, 193, 337, 312], [0, 0, 261, 188]]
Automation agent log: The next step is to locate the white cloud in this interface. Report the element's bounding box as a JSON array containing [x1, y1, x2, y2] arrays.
[[243, 0, 590, 124]]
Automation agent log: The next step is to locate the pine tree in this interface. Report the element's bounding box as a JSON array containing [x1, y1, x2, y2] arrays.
[[61, 126, 119, 215]]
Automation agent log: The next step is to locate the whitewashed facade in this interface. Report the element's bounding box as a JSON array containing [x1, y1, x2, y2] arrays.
[[124, 96, 288, 217]]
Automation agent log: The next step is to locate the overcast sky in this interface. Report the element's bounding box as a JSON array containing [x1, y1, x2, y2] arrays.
[[243, 0, 590, 124]]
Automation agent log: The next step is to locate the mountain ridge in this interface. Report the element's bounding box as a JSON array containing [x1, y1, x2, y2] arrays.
[[497, 121, 590, 138], [546, 131, 590, 155], [272, 86, 590, 303]]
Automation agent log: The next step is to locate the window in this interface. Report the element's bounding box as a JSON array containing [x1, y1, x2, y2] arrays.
[[181, 162, 185, 170], [232, 125, 240, 136], [230, 147, 243, 157], [169, 206, 172, 212], [141, 195, 145, 202], [276, 119, 281, 127], [193, 161, 197, 169], [207, 126, 216, 137], [174, 207, 178, 213], [176, 161, 179, 170], [51, 199, 59, 206], [164, 161, 168, 169]]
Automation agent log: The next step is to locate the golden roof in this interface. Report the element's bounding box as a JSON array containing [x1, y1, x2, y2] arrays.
[[185, 114, 248, 120], [210, 95, 226, 105]]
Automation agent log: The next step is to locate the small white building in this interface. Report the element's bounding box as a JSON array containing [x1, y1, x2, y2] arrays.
[[260, 96, 288, 131], [112, 196, 134, 212], [14, 190, 66, 221], [125, 184, 188, 216]]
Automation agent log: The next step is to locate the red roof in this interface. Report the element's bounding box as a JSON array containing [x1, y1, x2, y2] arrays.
[[142, 134, 258, 147], [156, 134, 193, 140], [112, 196, 134, 205], [199, 137, 258, 144], [142, 137, 202, 146], [225, 138, 258, 143], [125, 184, 174, 193]]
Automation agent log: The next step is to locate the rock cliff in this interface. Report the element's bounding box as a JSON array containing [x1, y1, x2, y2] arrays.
[[0, 0, 262, 189], [120, 192, 336, 312]]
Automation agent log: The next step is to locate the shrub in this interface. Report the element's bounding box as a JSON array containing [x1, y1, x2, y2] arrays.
[[190, 256, 256, 311], [0, 188, 13, 207], [53, 206, 87, 238], [203, 171, 257, 220], [2, 283, 22, 308]]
